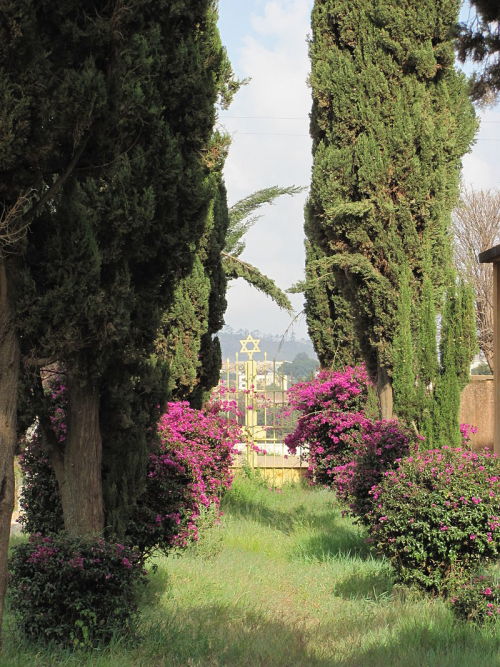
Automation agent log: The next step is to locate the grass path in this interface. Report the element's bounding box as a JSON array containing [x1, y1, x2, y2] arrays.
[[2, 477, 499, 666]]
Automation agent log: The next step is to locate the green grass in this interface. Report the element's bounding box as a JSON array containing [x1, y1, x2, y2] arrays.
[[2, 476, 499, 666]]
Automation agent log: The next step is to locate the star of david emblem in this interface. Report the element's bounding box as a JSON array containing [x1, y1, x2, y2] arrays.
[[239, 335, 261, 360]]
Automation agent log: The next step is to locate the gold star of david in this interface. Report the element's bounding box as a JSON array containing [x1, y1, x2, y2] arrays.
[[239, 335, 260, 360]]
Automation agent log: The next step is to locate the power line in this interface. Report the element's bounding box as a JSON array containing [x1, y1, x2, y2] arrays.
[[230, 131, 499, 140], [236, 132, 310, 137], [223, 115, 306, 120], [223, 114, 500, 123]]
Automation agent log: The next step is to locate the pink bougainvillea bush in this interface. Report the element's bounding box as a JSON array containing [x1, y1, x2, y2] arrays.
[[285, 365, 369, 415], [460, 422, 478, 447], [333, 420, 420, 522], [367, 447, 499, 593], [19, 378, 243, 555], [9, 534, 146, 647], [284, 365, 372, 485], [449, 573, 500, 624], [129, 400, 242, 554]]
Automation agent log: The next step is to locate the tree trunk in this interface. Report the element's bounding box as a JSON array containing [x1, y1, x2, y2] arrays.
[[377, 365, 393, 420], [0, 259, 19, 637], [57, 379, 104, 537]]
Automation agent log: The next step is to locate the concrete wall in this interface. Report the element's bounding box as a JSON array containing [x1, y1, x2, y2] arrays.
[[460, 375, 494, 451]]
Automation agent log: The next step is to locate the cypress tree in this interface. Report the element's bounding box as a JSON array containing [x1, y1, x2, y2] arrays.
[[392, 265, 416, 423], [0, 0, 104, 627], [430, 281, 478, 447], [414, 262, 439, 443], [305, 0, 477, 419], [8, 1, 234, 538], [155, 152, 230, 408]]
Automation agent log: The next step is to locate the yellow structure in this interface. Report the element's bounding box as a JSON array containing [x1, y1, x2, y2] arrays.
[[218, 336, 306, 486]]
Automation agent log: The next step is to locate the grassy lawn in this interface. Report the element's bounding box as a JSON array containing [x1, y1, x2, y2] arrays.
[[2, 475, 499, 666]]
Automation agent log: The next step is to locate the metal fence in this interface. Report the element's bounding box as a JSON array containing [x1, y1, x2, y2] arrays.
[[215, 336, 308, 485]]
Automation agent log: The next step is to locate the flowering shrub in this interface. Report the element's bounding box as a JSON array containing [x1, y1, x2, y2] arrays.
[[127, 400, 242, 554], [9, 534, 146, 647], [460, 423, 478, 447], [286, 365, 369, 415], [367, 447, 499, 592], [333, 420, 419, 522], [449, 573, 500, 624], [19, 380, 242, 555], [284, 366, 372, 484]]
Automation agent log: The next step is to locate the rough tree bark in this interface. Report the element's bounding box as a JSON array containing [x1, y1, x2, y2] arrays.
[[0, 259, 19, 636], [54, 379, 104, 537], [377, 366, 393, 420]]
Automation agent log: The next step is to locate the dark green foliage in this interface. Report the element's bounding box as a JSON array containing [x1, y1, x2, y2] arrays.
[[18, 443, 63, 537], [155, 165, 230, 408], [305, 1, 476, 433], [9, 534, 146, 648], [392, 265, 416, 422], [430, 282, 478, 448], [457, 1, 500, 102], [2, 1, 233, 535], [303, 240, 363, 370]]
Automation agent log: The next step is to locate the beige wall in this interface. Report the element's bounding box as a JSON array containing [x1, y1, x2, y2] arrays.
[[460, 375, 494, 451]]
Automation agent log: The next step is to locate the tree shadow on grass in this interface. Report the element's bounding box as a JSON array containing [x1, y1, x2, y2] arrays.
[[332, 569, 394, 601], [140, 601, 499, 667], [292, 523, 374, 561], [224, 492, 376, 561], [333, 616, 500, 667], [223, 493, 344, 535], [223, 493, 298, 533], [140, 603, 333, 666]]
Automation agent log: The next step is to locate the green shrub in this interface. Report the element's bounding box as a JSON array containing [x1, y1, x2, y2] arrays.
[[9, 534, 146, 648], [367, 447, 499, 593]]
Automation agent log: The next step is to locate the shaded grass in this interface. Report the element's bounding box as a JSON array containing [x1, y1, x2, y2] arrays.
[[2, 476, 499, 666]]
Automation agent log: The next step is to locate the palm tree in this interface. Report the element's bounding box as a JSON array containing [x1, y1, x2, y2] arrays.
[[222, 185, 304, 312]]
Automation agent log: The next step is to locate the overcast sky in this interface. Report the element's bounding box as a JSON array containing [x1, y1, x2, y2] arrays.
[[217, 1, 500, 340]]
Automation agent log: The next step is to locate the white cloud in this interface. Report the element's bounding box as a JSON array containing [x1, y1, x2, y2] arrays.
[[219, 0, 313, 338], [219, 0, 500, 339]]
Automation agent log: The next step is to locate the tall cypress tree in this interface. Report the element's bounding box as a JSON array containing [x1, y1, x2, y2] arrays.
[[0, 0, 109, 627], [8, 1, 234, 538], [392, 265, 416, 423], [305, 0, 476, 420], [430, 281, 478, 447], [155, 138, 231, 408]]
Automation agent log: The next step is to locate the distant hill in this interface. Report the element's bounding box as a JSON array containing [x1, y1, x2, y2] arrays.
[[218, 327, 317, 362]]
